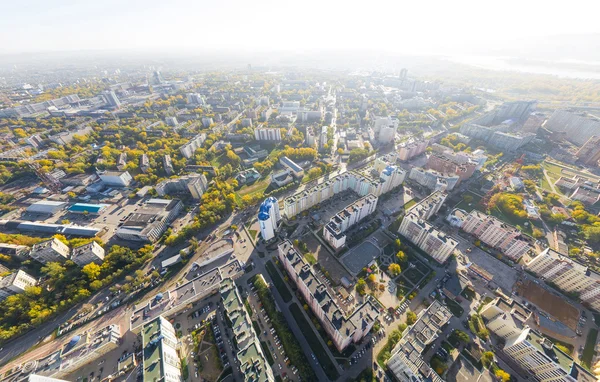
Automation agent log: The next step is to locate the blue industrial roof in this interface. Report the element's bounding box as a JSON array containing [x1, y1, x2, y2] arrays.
[[258, 197, 277, 221], [68, 203, 106, 213], [382, 165, 397, 176]]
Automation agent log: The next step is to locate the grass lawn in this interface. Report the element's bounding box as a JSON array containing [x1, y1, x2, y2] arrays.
[[489, 206, 533, 235], [414, 260, 431, 275], [403, 199, 417, 211], [444, 297, 465, 317], [454, 191, 483, 212], [265, 260, 293, 303], [260, 341, 275, 365], [237, 176, 271, 198], [248, 229, 258, 240], [289, 303, 340, 380], [304, 252, 317, 265], [582, 328, 598, 369], [404, 268, 424, 285]]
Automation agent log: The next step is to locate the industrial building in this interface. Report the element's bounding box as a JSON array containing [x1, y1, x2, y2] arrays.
[[221, 279, 275, 382], [163, 154, 174, 175], [0, 270, 37, 301], [278, 240, 379, 352], [323, 194, 378, 249], [70, 241, 105, 266], [26, 200, 67, 215], [575, 135, 600, 167], [279, 156, 304, 178], [0, 220, 101, 237], [387, 301, 452, 382], [116, 198, 183, 242], [30, 238, 70, 264], [258, 197, 281, 241], [0, 243, 30, 259], [67, 203, 107, 215], [155, 174, 208, 199], [97, 171, 133, 187]]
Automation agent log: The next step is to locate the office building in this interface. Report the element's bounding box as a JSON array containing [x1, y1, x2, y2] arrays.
[[142, 317, 182, 382], [98, 171, 133, 187], [453, 210, 532, 261], [103, 91, 121, 108], [30, 238, 70, 264], [283, 164, 405, 218], [116, 199, 183, 242], [26, 200, 67, 215], [254, 126, 282, 141], [323, 194, 378, 249], [575, 136, 600, 166], [258, 197, 281, 241], [387, 301, 452, 382], [278, 240, 379, 352], [397, 139, 429, 161], [526, 248, 600, 311], [409, 167, 460, 192], [70, 241, 105, 266], [0, 270, 37, 301], [279, 156, 304, 178], [179, 133, 206, 158], [221, 279, 275, 382], [156, 174, 208, 199]]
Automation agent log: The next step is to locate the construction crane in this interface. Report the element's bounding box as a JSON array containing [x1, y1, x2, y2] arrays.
[[5, 141, 62, 193]]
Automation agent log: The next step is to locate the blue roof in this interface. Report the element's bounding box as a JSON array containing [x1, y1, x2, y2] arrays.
[[68, 203, 106, 213], [382, 165, 396, 176], [258, 197, 277, 221]]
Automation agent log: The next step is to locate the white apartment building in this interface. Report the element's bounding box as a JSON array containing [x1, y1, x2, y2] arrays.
[[0, 270, 37, 301], [409, 167, 460, 192], [458, 210, 532, 261], [139, 154, 150, 173], [526, 248, 600, 311], [254, 127, 282, 141], [283, 164, 405, 218], [398, 213, 457, 263], [323, 194, 378, 249], [71, 241, 105, 266], [406, 191, 446, 220], [221, 279, 275, 382], [98, 171, 133, 187], [30, 238, 70, 264], [258, 197, 281, 241], [142, 317, 182, 382], [305, 126, 316, 147], [163, 155, 174, 175], [179, 133, 206, 158], [387, 301, 452, 382], [117, 152, 127, 171], [374, 117, 399, 144], [156, 174, 208, 199], [278, 240, 379, 352]]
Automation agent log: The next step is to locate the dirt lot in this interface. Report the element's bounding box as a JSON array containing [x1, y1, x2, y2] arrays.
[[302, 232, 352, 283], [516, 280, 579, 331]]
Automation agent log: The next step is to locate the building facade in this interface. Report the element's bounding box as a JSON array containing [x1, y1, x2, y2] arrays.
[[71, 241, 105, 266], [254, 127, 282, 141], [30, 238, 70, 264], [258, 197, 281, 241], [323, 194, 378, 249], [142, 317, 182, 382], [156, 174, 208, 199], [98, 171, 133, 187], [0, 270, 37, 301]]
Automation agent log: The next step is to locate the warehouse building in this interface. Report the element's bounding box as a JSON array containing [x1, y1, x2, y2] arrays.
[[71, 241, 105, 266], [30, 238, 70, 264], [116, 199, 183, 242], [68, 203, 108, 215], [26, 200, 67, 215]]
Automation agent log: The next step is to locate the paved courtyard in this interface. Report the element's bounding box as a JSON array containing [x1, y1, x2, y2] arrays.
[[342, 240, 381, 275]]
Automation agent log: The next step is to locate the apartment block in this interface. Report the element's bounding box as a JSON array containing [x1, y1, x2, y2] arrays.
[[30, 238, 70, 264], [139, 154, 150, 173], [409, 167, 460, 192], [163, 155, 174, 175], [142, 317, 182, 382], [323, 194, 378, 249], [526, 248, 600, 311], [427, 152, 477, 182], [156, 174, 208, 199], [398, 213, 457, 263], [117, 152, 127, 171], [221, 279, 275, 382], [258, 197, 281, 241], [387, 301, 452, 382], [70, 241, 105, 266], [397, 139, 429, 161], [180, 133, 207, 158], [575, 135, 600, 166], [406, 191, 446, 220], [283, 164, 405, 218], [277, 240, 379, 352], [454, 210, 531, 261], [254, 127, 282, 141], [0, 270, 37, 301]]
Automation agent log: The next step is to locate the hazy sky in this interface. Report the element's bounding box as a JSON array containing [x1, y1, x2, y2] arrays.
[[2, 0, 599, 54]]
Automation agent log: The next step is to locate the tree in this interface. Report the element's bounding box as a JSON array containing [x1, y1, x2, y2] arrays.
[[396, 250, 407, 263], [406, 311, 417, 325], [532, 228, 544, 239], [464, 195, 473, 203], [41, 262, 66, 281], [450, 329, 470, 345], [584, 226, 600, 244], [481, 351, 494, 368], [495, 369, 511, 382], [367, 274, 377, 284], [356, 278, 367, 295], [82, 262, 101, 281], [388, 263, 401, 277], [394, 239, 402, 249]]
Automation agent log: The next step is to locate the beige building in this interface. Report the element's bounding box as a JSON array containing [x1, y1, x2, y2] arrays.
[[30, 238, 70, 264], [398, 213, 457, 263], [323, 194, 378, 249], [70, 241, 105, 266], [0, 270, 37, 301], [526, 248, 600, 311]]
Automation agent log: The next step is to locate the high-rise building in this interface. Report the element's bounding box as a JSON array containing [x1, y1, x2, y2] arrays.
[[116, 199, 183, 242], [427, 152, 478, 183], [526, 248, 600, 311], [220, 279, 275, 382], [387, 301, 452, 382], [179, 133, 206, 158], [397, 139, 429, 161], [254, 127, 282, 141], [398, 213, 457, 263], [0, 270, 37, 301], [324, 194, 378, 249], [71, 242, 105, 267], [409, 167, 460, 192], [163, 155, 174, 175], [186, 93, 205, 105], [258, 197, 281, 241], [278, 240, 379, 351], [544, 110, 600, 146], [103, 91, 121, 108], [575, 136, 600, 166], [142, 317, 182, 382], [30, 238, 70, 264]]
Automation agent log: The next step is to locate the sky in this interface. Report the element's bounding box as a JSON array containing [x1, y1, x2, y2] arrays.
[[1, 0, 599, 55]]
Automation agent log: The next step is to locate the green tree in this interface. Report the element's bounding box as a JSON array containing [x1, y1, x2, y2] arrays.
[[396, 250, 407, 263], [406, 311, 417, 325], [388, 263, 401, 277], [82, 262, 101, 281], [495, 369, 511, 382], [356, 278, 367, 295], [532, 228, 544, 239], [481, 351, 494, 368]]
